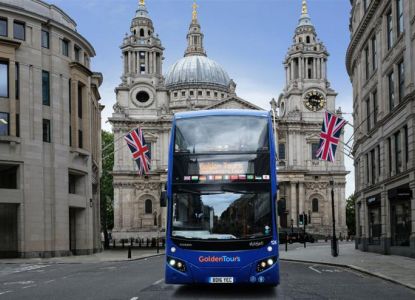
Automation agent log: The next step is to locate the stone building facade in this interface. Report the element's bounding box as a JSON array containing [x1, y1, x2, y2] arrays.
[[0, 0, 103, 258], [110, 0, 348, 240], [276, 0, 348, 236], [347, 0, 415, 257]]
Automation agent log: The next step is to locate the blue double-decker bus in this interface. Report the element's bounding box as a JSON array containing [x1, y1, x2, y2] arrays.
[[164, 109, 279, 285]]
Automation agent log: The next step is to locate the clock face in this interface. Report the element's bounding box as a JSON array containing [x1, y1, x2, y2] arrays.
[[304, 90, 326, 111]]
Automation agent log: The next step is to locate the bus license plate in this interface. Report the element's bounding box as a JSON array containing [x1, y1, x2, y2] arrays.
[[209, 277, 234, 284]]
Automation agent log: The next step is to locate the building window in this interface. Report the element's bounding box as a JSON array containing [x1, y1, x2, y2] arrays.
[[370, 149, 376, 184], [377, 145, 381, 177], [174, 92, 178, 98], [77, 84, 82, 119], [145, 199, 152, 214], [0, 18, 7, 37], [366, 98, 371, 132], [395, 131, 401, 173], [139, 51, 145, 58], [278, 143, 286, 160], [391, 199, 411, 246], [140, 64, 145, 74], [42, 119, 51, 143], [181, 91, 185, 97], [364, 46, 369, 80], [13, 21, 25, 40], [15, 62, 19, 100], [0, 61, 9, 98], [311, 143, 319, 160], [388, 71, 395, 111], [398, 60, 405, 102], [372, 90, 377, 125], [387, 10, 394, 49], [221, 93, 225, 98], [41, 30, 49, 49], [404, 125, 408, 164], [0, 164, 18, 189], [368, 203, 381, 245], [207, 91, 211, 96], [140, 28, 144, 37], [190, 91, 194, 96], [0, 112, 9, 136], [388, 137, 392, 176], [15, 113, 19, 138], [78, 130, 83, 148], [214, 92, 218, 97], [371, 35, 377, 71], [198, 91, 202, 96], [397, 0, 404, 35], [42, 71, 50, 106], [74, 46, 81, 62], [312, 198, 319, 213], [62, 39, 69, 56]]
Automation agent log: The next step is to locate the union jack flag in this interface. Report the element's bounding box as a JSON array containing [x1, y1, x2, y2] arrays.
[[124, 128, 151, 175], [316, 111, 347, 162]]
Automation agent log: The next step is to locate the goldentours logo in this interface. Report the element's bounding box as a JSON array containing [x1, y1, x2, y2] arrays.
[[198, 256, 241, 263]]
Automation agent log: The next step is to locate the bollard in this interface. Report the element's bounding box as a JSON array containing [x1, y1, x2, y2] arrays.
[[122, 239, 125, 248], [157, 237, 159, 254], [130, 238, 133, 247], [113, 239, 116, 248], [285, 232, 288, 252], [128, 246, 131, 259]]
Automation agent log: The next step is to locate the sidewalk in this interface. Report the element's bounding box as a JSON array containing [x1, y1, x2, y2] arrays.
[[0, 248, 165, 264], [279, 242, 415, 290]]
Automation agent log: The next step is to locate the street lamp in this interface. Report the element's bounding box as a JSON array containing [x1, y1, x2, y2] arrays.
[[329, 179, 338, 257]]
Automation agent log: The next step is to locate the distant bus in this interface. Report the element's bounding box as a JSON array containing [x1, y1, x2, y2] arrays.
[[164, 109, 279, 286]]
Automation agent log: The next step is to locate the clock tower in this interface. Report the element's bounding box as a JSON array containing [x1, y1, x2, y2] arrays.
[[276, 0, 348, 237]]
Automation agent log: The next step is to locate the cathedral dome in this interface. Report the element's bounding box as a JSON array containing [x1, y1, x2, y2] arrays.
[[165, 55, 231, 89]]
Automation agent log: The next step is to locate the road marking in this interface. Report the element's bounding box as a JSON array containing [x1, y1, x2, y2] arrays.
[[44, 280, 55, 284], [0, 291, 12, 295], [22, 285, 37, 289], [152, 278, 164, 285], [308, 265, 322, 274], [4, 281, 35, 286], [130, 297, 139, 300]]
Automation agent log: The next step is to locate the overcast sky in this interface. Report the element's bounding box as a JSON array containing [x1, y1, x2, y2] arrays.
[[48, 0, 354, 197]]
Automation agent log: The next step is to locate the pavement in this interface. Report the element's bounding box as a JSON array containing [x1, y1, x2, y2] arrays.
[[279, 241, 415, 290], [1, 241, 415, 292], [0, 248, 165, 264]]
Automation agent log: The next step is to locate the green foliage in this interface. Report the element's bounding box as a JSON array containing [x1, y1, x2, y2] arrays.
[[100, 130, 114, 231], [346, 193, 357, 236]]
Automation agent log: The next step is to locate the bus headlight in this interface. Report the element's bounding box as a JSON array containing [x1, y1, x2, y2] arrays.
[[167, 257, 186, 273], [256, 256, 277, 273]]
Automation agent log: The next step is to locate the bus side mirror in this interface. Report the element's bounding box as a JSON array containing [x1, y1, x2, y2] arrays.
[[160, 191, 167, 207]]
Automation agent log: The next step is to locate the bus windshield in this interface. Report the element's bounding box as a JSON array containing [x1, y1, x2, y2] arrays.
[[172, 185, 272, 240], [175, 116, 269, 153]]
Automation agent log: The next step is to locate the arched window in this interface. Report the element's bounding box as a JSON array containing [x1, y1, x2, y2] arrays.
[[306, 36, 310, 43], [140, 28, 144, 37], [312, 198, 319, 212], [299, 37, 302, 43], [148, 30, 151, 36], [145, 199, 152, 214]]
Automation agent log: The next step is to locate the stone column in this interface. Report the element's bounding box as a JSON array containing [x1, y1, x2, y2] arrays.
[[290, 182, 297, 226], [127, 52, 132, 74], [362, 198, 369, 251], [317, 58, 321, 79], [299, 58, 303, 79], [313, 58, 317, 79], [380, 190, 390, 254], [285, 66, 289, 85], [71, 79, 78, 148], [299, 182, 305, 217], [401, 129, 407, 172], [391, 136, 396, 176]]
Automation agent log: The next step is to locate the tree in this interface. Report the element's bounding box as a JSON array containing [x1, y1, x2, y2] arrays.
[[100, 130, 114, 249], [346, 193, 357, 237]]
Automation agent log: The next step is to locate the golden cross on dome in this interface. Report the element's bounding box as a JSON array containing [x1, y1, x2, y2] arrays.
[[192, 1, 198, 21], [139, 0, 145, 6], [302, 0, 308, 15]]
